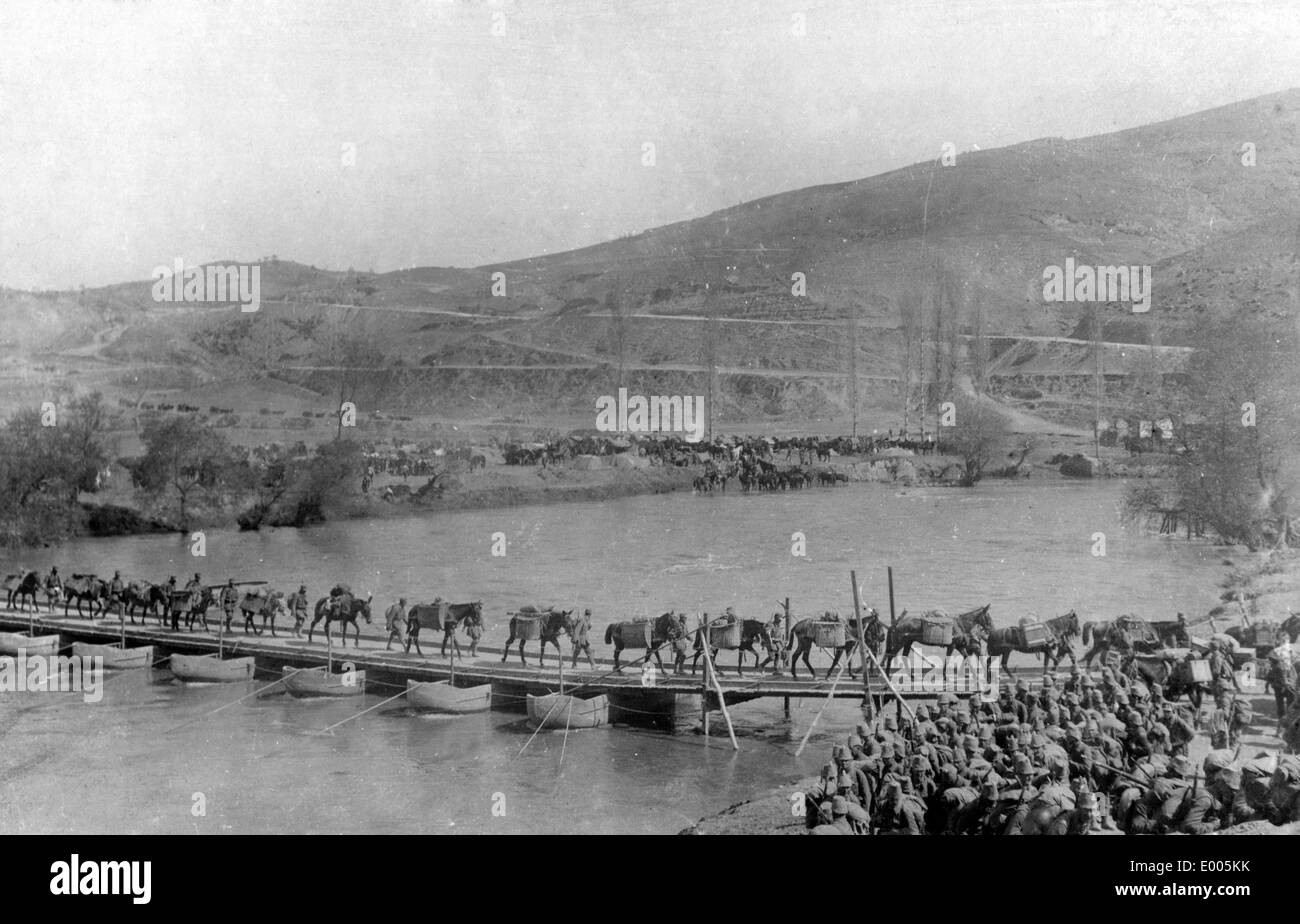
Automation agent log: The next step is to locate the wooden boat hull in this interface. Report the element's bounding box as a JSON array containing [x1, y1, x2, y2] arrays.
[[0, 631, 60, 656], [170, 652, 255, 682], [526, 692, 608, 729], [282, 665, 365, 697], [406, 679, 491, 713], [71, 642, 155, 669]]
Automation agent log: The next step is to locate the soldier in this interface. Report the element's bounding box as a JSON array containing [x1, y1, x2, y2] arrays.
[[165, 575, 182, 631], [1265, 649, 1297, 733], [106, 570, 125, 619], [1206, 640, 1240, 700], [384, 597, 407, 651], [219, 579, 239, 632], [43, 565, 62, 613], [874, 776, 927, 835], [570, 608, 596, 670], [804, 763, 837, 829], [286, 584, 309, 638], [1206, 693, 1233, 749], [1268, 757, 1300, 823]]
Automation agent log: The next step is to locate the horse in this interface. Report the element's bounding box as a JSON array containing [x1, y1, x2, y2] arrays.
[[239, 589, 286, 636], [405, 601, 484, 658], [787, 610, 885, 680], [605, 612, 686, 674], [984, 611, 1081, 673], [124, 581, 168, 624], [500, 608, 575, 668], [690, 618, 774, 677], [1123, 653, 1208, 711], [308, 591, 373, 647], [4, 571, 41, 613], [184, 587, 215, 631], [469, 454, 486, 472], [1080, 616, 1168, 667], [881, 605, 993, 673], [63, 574, 108, 618]]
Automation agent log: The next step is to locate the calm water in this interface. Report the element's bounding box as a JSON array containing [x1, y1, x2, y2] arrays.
[[0, 481, 1221, 834]]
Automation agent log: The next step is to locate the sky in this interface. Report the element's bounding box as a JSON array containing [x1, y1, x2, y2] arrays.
[[1, 0, 1298, 290]]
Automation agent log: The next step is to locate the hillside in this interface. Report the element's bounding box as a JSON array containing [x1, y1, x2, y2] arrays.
[[2, 89, 1298, 438]]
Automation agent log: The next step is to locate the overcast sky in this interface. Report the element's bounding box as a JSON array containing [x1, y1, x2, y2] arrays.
[[1, 0, 1297, 290]]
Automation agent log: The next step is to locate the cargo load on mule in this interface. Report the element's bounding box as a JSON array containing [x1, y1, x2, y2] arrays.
[[813, 619, 846, 649], [510, 605, 551, 641], [709, 621, 742, 649], [615, 619, 653, 649], [1020, 620, 1050, 650], [921, 612, 954, 647]]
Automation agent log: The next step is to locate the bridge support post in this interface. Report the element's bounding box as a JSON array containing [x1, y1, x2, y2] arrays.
[[783, 695, 790, 718]]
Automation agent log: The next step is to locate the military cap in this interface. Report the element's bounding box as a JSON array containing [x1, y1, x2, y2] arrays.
[[1204, 750, 1235, 774], [831, 795, 848, 816], [847, 734, 864, 751], [884, 715, 898, 730], [1013, 753, 1033, 774], [1168, 754, 1192, 778], [936, 691, 959, 706], [914, 704, 929, 720], [962, 734, 979, 751]]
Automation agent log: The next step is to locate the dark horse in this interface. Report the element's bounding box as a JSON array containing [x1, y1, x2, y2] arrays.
[[605, 612, 687, 674], [5, 571, 41, 613], [405, 601, 484, 658], [124, 581, 169, 625], [1124, 653, 1209, 711], [984, 611, 1081, 672], [184, 587, 216, 631], [1080, 615, 1183, 667], [63, 574, 108, 618], [691, 618, 775, 677], [239, 590, 286, 636], [308, 591, 373, 647], [881, 605, 994, 673], [787, 610, 885, 680], [501, 608, 575, 668]]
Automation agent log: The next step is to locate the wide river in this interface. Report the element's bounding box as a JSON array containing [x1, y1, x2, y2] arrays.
[[1, 481, 1222, 834]]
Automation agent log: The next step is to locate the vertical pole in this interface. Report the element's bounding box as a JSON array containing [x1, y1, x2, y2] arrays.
[[783, 597, 792, 674], [699, 615, 709, 739], [887, 567, 900, 724], [887, 567, 897, 626], [850, 570, 872, 709]]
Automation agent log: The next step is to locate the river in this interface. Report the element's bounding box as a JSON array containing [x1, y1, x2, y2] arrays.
[[0, 480, 1221, 834]]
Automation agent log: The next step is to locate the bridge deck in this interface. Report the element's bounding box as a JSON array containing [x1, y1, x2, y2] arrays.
[[0, 609, 1021, 707]]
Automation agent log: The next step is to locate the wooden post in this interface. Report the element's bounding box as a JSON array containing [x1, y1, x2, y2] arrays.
[[887, 567, 900, 724], [850, 570, 872, 711], [698, 615, 739, 750], [783, 597, 791, 673], [700, 616, 709, 739], [887, 567, 897, 626]]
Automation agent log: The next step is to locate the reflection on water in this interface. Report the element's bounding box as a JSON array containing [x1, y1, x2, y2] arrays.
[[0, 481, 1221, 833]]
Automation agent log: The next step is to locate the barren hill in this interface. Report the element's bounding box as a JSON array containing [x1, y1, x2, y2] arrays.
[[2, 89, 1298, 435]]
